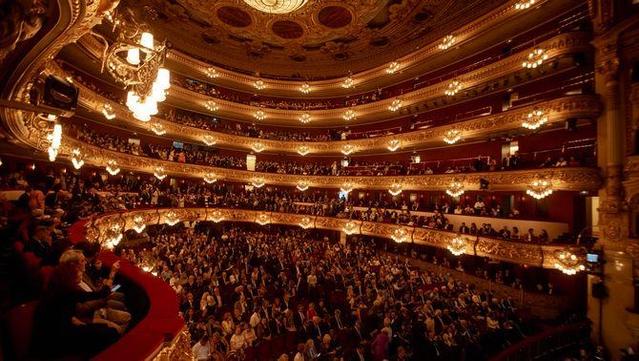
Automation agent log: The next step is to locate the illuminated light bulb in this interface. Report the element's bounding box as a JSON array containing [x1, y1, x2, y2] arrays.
[[299, 113, 311, 124], [388, 98, 402, 112], [391, 228, 409, 243], [343, 109, 356, 121], [126, 48, 140, 65], [105, 159, 120, 176], [341, 144, 355, 155], [387, 139, 400, 152], [446, 181, 465, 197], [299, 216, 313, 229], [343, 221, 358, 235], [254, 80, 266, 90], [522, 48, 549, 69], [203, 135, 217, 146], [47, 123, 62, 162], [205, 101, 219, 112], [164, 211, 180, 226], [340, 183, 354, 194], [448, 236, 466, 256], [254, 110, 266, 120], [300, 83, 311, 94], [296, 181, 309, 191], [153, 166, 167, 180], [387, 61, 400, 74], [105, 224, 123, 249], [205, 68, 219, 78], [150, 123, 166, 135], [554, 249, 586, 275], [151, 82, 166, 102], [102, 104, 116, 120], [251, 142, 265, 153], [388, 183, 403, 196], [71, 148, 84, 169], [444, 80, 462, 96], [140, 32, 154, 49], [210, 210, 224, 223], [443, 129, 462, 144], [203, 173, 217, 184], [297, 146, 310, 156], [526, 179, 553, 199], [342, 76, 354, 89], [522, 109, 548, 130], [256, 213, 270, 226], [156, 68, 171, 90], [438, 35, 455, 50], [514, 0, 536, 10], [252, 178, 265, 188], [132, 215, 146, 233]]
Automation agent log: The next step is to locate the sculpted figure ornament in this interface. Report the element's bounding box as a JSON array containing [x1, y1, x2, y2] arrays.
[[0, 0, 48, 64]]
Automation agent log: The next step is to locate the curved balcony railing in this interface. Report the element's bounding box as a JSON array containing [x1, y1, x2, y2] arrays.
[[74, 32, 591, 126], [83, 207, 587, 271], [62, 73, 600, 155]]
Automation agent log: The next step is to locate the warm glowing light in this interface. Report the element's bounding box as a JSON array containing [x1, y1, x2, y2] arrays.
[[299, 216, 313, 229], [251, 142, 265, 153], [296, 181, 309, 191], [210, 210, 224, 223], [299, 113, 311, 124], [448, 236, 466, 256], [132, 215, 146, 233], [438, 35, 455, 50], [104, 224, 123, 249], [252, 178, 265, 188], [106, 159, 120, 176], [202, 135, 217, 146], [522, 48, 549, 69], [446, 181, 465, 197], [388, 183, 403, 196], [47, 123, 62, 162], [242, 0, 308, 14], [387, 139, 401, 152], [150, 122, 166, 135], [391, 228, 409, 243], [71, 148, 84, 169], [256, 213, 270, 226], [522, 109, 548, 130], [203, 173, 218, 184], [387, 61, 401, 74], [341, 144, 355, 155], [340, 183, 354, 194], [297, 146, 310, 156], [254, 80, 266, 90], [554, 249, 586, 275], [343, 221, 358, 235], [443, 129, 462, 144], [153, 166, 167, 180], [444, 80, 462, 96], [102, 104, 116, 120], [526, 179, 553, 199], [514, 0, 536, 10], [205, 101, 219, 112], [164, 210, 180, 226], [388, 98, 402, 112], [254, 110, 266, 120], [126, 48, 140, 65], [300, 83, 311, 94], [342, 76, 354, 89], [205, 67, 219, 78], [342, 109, 356, 121], [140, 32, 154, 49]]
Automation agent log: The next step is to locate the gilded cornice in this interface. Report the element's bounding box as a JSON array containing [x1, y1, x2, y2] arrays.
[[76, 31, 591, 126], [48, 63, 601, 156], [85, 207, 585, 270]]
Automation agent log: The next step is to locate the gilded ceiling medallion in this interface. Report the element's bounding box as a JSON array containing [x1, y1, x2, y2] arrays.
[[242, 0, 309, 14]]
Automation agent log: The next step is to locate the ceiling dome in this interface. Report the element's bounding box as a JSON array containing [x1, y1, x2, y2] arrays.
[[242, 0, 308, 14]]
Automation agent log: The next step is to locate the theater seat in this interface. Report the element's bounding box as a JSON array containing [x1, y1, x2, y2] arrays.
[[5, 301, 37, 361]]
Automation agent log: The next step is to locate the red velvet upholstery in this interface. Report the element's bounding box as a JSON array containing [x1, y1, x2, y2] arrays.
[[6, 301, 38, 361]]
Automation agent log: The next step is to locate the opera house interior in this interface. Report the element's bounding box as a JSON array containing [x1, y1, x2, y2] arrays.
[[1, 0, 639, 360]]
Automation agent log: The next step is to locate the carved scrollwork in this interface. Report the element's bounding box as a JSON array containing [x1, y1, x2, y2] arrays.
[[0, 0, 48, 64]]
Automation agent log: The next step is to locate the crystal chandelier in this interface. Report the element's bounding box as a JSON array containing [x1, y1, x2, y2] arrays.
[[205, 67, 219, 78], [102, 103, 116, 120], [105, 159, 121, 175], [391, 228, 409, 243], [387, 139, 401, 152], [343, 221, 358, 235], [387, 61, 400, 74], [153, 166, 167, 180], [341, 144, 355, 155], [554, 249, 586, 275], [300, 83, 311, 94], [243, 0, 309, 14], [522, 109, 548, 130], [446, 180, 465, 197], [522, 48, 548, 69], [202, 135, 217, 146], [47, 123, 62, 162], [438, 35, 455, 50], [132, 215, 146, 233], [388, 98, 402, 112], [210, 210, 224, 223], [164, 210, 180, 226], [526, 179, 553, 199], [299, 113, 311, 124], [253, 80, 266, 90], [297, 145, 310, 156], [444, 80, 462, 96], [443, 129, 462, 144], [150, 122, 166, 135], [299, 216, 313, 229], [97, 11, 170, 122], [340, 183, 354, 194], [343, 109, 356, 121], [514, 0, 536, 10], [296, 181, 309, 191], [254, 110, 266, 120], [71, 148, 85, 169], [104, 223, 123, 249], [203, 172, 217, 184], [256, 213, 270, 226], [388, 183, 403, 196], [205, 101, 219, 112], [252, 142, 265, 153], [447, 236, 466, 256], [342, 76, 354, 89]]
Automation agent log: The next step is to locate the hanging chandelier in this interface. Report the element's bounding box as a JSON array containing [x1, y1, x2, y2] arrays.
[[132, 215, 146, 233], [343, 109, 356, 121], [97, 10, 170, 122], [205, 101, 219, 112], [387, 61, 401, 74], [299, 83, 311, 94], [297, 145, 310, 156], [203, 172, 218, 184], [299, 113, 311, 124], [526, 178, 553, 199], [391, 228, 409, 243], [444, 80, 462, 96], [446, 180, 465, 197], [447, 236, 466, 256], [243, 0, 309, 14], [254, 110, 267, 120], [150, 122, 166, 135], [388, 98, 402, 112], [522, 109, 548, 130], [71, 148, 85, 169], [443, 129, 462, 144], [342, 76, 354, 89], [438, 35, 455, 50], [387, 139, 401, 152], [554, 249, 586, 275], [522, 48, 548, 69]]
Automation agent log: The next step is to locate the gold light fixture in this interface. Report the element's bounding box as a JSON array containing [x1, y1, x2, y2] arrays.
[[443, 129, 462, 144], [153, 166, 167, 180], [387, 61, 401, 74], [296, 181, 309, 191], [251, 142, 265, 153], [343, 221, 358, 235], [205, 67, 219, 78], [446, 180, 465, 197], [342, 76, 354, 89], [522, 48, 549, 69], [205, 101, 219, 112], [341, 144, 355, 155], [105, 159, 120, 176], [297, 145, 310, 156], [253, 80, 266, 90], [104, 223, 123, 249], [522, 109, 548, 130], [203, 173, 217, 184], [554, 249, 586, 275], [47, 123, 62, 162], [102, 103, 116, 120], [150, 122, 166, 135], [300, 83, 311, 94], [210, 209, 224, 223], [254, 110, 266, 120], [526, 178, 553, 199], [256, 213, 270, 226], [202, 135, 217, 146], [438, 35, 456, 50], [388, 183, 403, 196], [343, 109, 356, 121], [299, 216, 313, 229], [444, 80, 462, 96], [164, 210, 180, 226], [242, 0, 309, 14], [340, 183, 354, 194], [448, 236, 466, 256], [391, 228, 409, 243], [388, 98, 402, 112], [252, 178, 265, 188], [387, 139, 401, 152], [299, 113, 311, 124], [71, 148, 84, 169], [514, 0, 536, 10], [132, 215, 146, 233]]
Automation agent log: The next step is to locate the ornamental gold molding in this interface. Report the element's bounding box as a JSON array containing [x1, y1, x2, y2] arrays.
[[46, 66, 601, 155], [151, 327, 192, 361], [86, 207, 584, 270], [76, 31, 591, 126]]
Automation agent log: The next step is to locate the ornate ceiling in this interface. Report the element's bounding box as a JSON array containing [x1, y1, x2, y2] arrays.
[[118, 0, 506, 79]]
